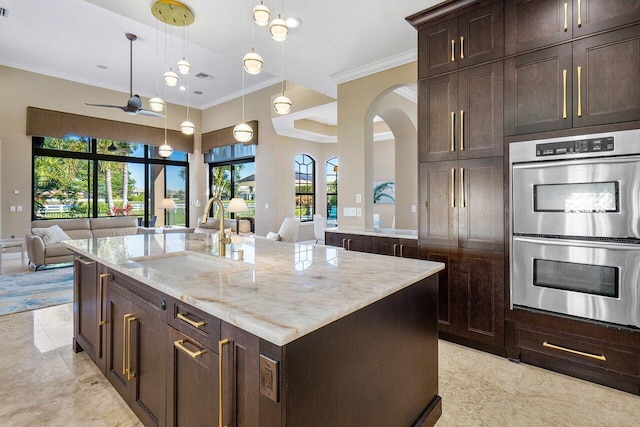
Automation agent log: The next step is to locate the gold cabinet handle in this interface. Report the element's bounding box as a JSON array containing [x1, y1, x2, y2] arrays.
[[400, 244, 404, 258], [177, 312, 205, 329], [342, 238, 346, 249], [562, 69, 568, 119], [460, 167, 466, 208], [218, 338, 230, 427], [577, 0, 582, 27], [460, 36, 464, 59], [98, 274, 109, 327], [75, 257, 95, 266], [393, 244, 398, 257], [347, 239, 352, 251], [460, 109, 464, 150], [127, 316, 136, 380], [564, 3, 568, 31], [451, 39, 456, 62], [577, 66, 582, 117], [122, 314, 133, 376], [451, 168, 456, 208], [450, 111, 455, 151], [543, 341, 606, 361], [174, 339, 207, 359]]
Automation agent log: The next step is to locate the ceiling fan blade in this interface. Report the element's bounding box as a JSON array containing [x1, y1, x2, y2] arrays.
[[85, 103, 127, 112], [137, 109, 165, 118]]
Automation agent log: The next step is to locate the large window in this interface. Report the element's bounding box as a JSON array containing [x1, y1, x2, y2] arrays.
[[295, 154, 315, 222], [33, 136, 189, 227], [207, 143, 256, 232], [326, 157, 338, 225]]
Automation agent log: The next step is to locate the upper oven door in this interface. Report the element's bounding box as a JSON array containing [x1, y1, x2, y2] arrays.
[[512, 156, 640, 239]]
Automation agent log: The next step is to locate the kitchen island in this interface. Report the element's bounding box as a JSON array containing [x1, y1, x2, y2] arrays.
[[66, 232, 444, 427]]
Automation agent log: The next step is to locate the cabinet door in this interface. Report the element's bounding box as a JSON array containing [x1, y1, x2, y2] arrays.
[[73, 256, 105, 371], [398, 239, 420, 259], [573, 25, 640, 127], [105, 282, 133, 401], [419, 161, 459, 247], [458, 157, 504, 251], [457, 61, 504, 160], [371, 237, 400, 256], [167, 327, 219, 427], [418, 75, 458, 162], [573, 0, 640, 37], [505, 0, 573, 54], [504, 43, 573, 135], [458, 249, 505, 348], [220, 322, 260, 427], [344, 234, 371, 253], [418, 16, 459, 78], [129, 299, 168, 427], [422, 246, 459, 336], [458, 0, 504, 68], [324, 231, 344, 248]]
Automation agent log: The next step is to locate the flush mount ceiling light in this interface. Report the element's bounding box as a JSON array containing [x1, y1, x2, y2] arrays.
[[149, 97, 165, 112], [269, 14, 288, 41], [253, 1, 271, 26], [243, 47, 264, 75]]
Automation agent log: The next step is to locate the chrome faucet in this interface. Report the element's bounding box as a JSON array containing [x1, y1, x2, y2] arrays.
[[202, 196, 231, 256]]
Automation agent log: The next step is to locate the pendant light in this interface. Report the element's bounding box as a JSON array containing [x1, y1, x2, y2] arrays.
[[242, 47, 263, 75], [163, 69, 179, 86], [180, 72, 195, 135], [159, 102, 174, 157], [273, 39, 291, 115], [253, 1, 271, 26], [150, 19, 165, 112], [235, 3, 253, 143], [269, 14, 288, 42], [177, 26, 191, 74]]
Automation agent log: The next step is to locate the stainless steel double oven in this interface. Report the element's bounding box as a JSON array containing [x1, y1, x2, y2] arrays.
[[510, 129, 640, 329]]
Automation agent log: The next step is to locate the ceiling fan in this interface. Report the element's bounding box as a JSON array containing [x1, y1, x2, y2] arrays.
[[86, 33, 163, 117]]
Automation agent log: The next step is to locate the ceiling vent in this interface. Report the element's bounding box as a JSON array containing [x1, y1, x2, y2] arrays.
[[0, 8, 7, 17], [195, 72, 215, 81]]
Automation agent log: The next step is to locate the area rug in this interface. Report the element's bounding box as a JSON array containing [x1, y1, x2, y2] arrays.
[[0, 268, 73, 316]]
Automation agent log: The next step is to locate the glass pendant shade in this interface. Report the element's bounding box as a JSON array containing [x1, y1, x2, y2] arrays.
[[149, 97, 165, 112], [253, 1, 271, 26], [163, 70, 179, 86], [269, 15, 288, 42], [233, 123, 254, 143], [273, 94, 292, 115], [243, 48, 264, 75], [180, 120, 195, 135], [177, 59, 191, 75], [158, 143, 174, 158]]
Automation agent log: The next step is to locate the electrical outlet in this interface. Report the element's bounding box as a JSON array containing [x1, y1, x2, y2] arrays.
[[260, 355, 279, 402], [356, 208, 362, 217], [265, 203, 269, 209], [356, 193, 361, 203]]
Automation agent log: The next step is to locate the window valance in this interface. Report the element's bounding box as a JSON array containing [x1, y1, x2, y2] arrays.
[[26, 106, 194, 153]]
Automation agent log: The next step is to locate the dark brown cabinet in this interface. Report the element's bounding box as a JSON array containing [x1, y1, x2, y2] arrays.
[[370, 236, 419, 258], [505, 25, 640, 135], [505, 0, 640, 55], [73, 255, 106, 372], [419, 61, 504, 162], [167, 326, 219, 427], [417, 0, 504, 78], [105, 274, 167, 427], [324, 231, 371, 253]]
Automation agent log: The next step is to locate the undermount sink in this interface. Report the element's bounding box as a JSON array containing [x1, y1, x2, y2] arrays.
[[129, 251, 232, 277]]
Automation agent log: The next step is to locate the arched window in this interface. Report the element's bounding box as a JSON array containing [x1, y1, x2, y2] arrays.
[[326, 157, 338, 225], [294, 154, 315, 222]]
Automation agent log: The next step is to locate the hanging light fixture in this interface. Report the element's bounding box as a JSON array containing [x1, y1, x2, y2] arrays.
[[269, 14, 288, 41], [163, 69, 179, 86], [177, 25, 191, 74], [235, 4, 253, 143], [180, 73, 195, 135], [151, 0, 195, 85], [242, 47, 263, 75], [253, 1, 271, 26], [159, 87, 173, 157], [150, 20, 165, 112], [273, 38, 291, 115]]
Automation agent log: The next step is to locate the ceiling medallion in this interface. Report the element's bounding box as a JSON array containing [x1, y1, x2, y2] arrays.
[[151, 0, 194, 26]]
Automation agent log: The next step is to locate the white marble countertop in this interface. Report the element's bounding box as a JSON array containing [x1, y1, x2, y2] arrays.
[[65, 233, 442, 346], [325, 227, 418, 240]]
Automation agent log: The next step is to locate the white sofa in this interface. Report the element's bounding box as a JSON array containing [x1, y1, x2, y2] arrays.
[[193, 217, 251, 234], [26, 216, 151, 270]]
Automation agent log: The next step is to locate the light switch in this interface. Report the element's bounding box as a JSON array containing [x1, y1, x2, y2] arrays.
[[356, 208, 362, 217], [343, 207, 356, 217], [13, 190, 19, 195], [356, 194, 361, 203], [10, 206, 16, 212], [265, 203, 269, 209], [411, 205, 417, 213], [17, 206, 22, 212]]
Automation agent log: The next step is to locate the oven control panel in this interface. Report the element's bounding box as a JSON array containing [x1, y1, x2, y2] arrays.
[[536, 137, 614, 156]]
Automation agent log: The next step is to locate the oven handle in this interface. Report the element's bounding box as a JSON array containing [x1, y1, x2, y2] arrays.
[[513, 236, 640, 251], [512, 155, 640, 169]]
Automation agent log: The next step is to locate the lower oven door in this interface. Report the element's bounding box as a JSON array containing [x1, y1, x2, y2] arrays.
[[512, 236, 640, 329]]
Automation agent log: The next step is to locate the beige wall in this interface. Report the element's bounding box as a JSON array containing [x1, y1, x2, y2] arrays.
[[337, 62, 417, 230], [0, 65, 200, 239]]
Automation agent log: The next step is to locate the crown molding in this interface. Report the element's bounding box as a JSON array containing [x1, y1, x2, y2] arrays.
[[330, 49, 417, 85]]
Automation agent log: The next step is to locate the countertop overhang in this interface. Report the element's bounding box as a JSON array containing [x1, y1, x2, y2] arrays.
[[65, 233, 442, 346]]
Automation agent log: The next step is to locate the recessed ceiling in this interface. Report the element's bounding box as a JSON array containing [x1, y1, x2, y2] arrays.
[[0, 0, 442, 110]]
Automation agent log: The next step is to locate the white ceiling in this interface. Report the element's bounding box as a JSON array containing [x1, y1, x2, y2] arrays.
[[0, 0, 440, 112]]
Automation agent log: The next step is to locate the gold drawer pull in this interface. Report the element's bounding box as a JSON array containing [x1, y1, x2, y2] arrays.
[[177, 312, 205, 328], [460, 36, 464, 59], [577, 66, 582, 117], [450, 111, 455, 151], [174, 339, 207, 359], [451, 168, 456, 208], [460, 109, 464, 150], [75, 257, 95, 266], [562, 69, 567, 119], [122, 314, 133, 376], [393, 244, 398, 257], [219, 338, 230, 427], [577, 0, 582, 27], [451, 39, 456, 62], [460, 167, 466, 208], [98, 274, 109, 326], [543, 341, 606, 362], [564, 3, 568, 31]]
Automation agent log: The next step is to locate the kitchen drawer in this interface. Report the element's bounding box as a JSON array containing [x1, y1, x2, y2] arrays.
[[515, 326, 638, 377], [168, 299, 221, 351]]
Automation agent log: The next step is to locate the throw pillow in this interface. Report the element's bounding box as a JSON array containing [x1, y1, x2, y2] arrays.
[[32, 225, 71, 244], [266, 231, 280, 241]]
